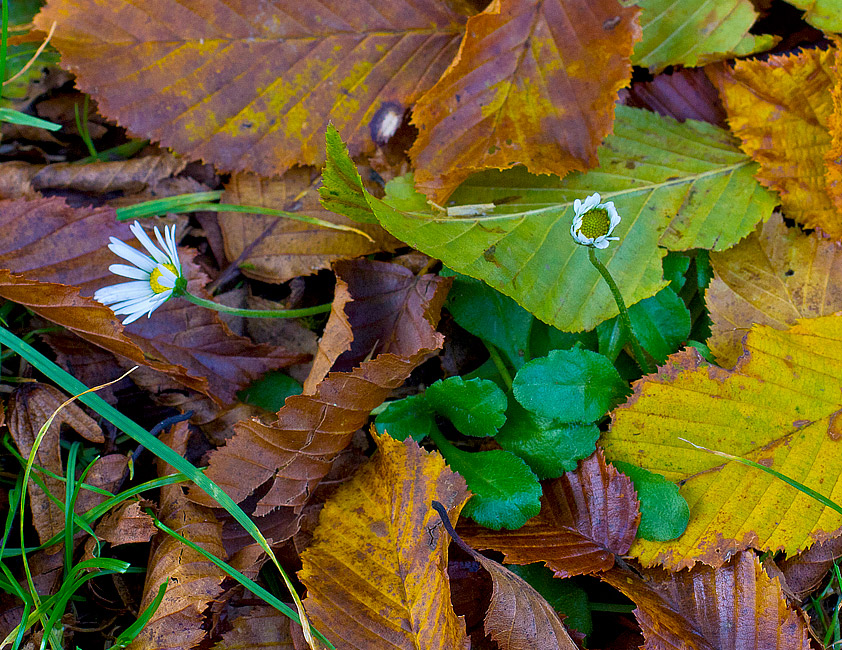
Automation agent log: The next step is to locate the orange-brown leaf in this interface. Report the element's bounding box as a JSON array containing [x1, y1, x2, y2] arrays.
[[7, 383, 103, 547], [94, 501, 157, 547], [708, 48, 841, 236], [826, 40, 842, 216], [462, 449, 639, 578], [601, 552, 811, 650], [410, 0, 640, 202], [299, 434, 470, 650], [35, 0, 466, 178], [707, 212, 842, 367], [778, 536, 842, 601], [210, 606, 294, 650], [219, 170, 400, 284]]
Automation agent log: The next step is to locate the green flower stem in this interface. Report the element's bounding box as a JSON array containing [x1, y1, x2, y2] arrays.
[[485, 343, 513, 390], [587, 248, 653, 375], [180, 291, 332, 319]]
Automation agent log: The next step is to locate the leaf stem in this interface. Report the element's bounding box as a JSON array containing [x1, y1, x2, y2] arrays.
[[587, 248, 653, 374], [485, 343, 513, 390], [181, 291, 332, 319]]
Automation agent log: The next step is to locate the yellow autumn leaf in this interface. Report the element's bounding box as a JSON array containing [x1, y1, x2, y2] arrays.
[[709, 47, 841, 236], [299, 433, 470, 650], [707, 212, 842, 367], [826, 39, 842, 217], [602, 315, 842, 570]]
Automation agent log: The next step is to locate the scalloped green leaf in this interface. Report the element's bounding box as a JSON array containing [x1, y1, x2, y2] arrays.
[[321, 106, 776, 332], [426, 377, 507, 438]]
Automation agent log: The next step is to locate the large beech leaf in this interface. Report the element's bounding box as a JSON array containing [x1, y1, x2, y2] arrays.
[[600, 552, 810, 650], [299, 434, 470, 650], [34, 0, 466, 178], [188, 270, 448, 517], [603, 316, 842, 569], [707, 213, 842, 368], [324, 106, 776, 331], [219, 170, 399, 284], [708, 47, 841, 237], [461, 449, 640, 578], [624, 0, 776, 73], [409, 0, 640, 202]]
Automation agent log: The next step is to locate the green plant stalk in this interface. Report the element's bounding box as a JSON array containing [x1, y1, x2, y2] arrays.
[[179, 290, 332, 319], [0, 0, 7, 94], [587, 248, 653, 374], [484, 343, 513, 390], [0, 325, 324, 649]]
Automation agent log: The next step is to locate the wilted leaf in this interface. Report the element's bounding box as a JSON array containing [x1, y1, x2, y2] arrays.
[[709, 47, 841, 236], [434, 502, 577, 650], [603, 316, 842, 569], [7, 383, 102, 546], [506, 564, 593, 636], [778, 535, 842, 600], [626, 0, 776, 73], [462, 449, 640, 577], [781, 0, 842, 32], [219, 170, 399, 284], [35, 0, 466, 178], [427, 377, 507, 437], [826, 41, 842, 218], [622, 67, 727, 126], [211, 606, 294, 650], [706, 213, 842, 367], [129, 422, 226, 650], [409, 0, 640, 202], [188, 269, 448, 516], [299, 434, 470, 650], [94, 501, 157, 547], [324, 106, 777, 331], [601, 552, 811, 650]]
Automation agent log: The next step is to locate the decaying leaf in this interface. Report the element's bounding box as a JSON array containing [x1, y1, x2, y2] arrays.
[[7, 383, 103, 547], [603, 315, 842, 569], [826, 40, 842, 217], [219, 170, 399, 284], [601, 552, 811, 650], [707, 212, 842, 367], [622, 67, 727, 127], [777, 535, 842, 600], [188, 269, 447, 518], [462, 449, 639, 577], [129, 422, 226, 650], [210, 606, 294, 650], [410, 0, 640, 202], [627, 0, 776, 73], [299, 434, 470, 649], [35, 0, 466, 178], [709, 47, 841, 236], [94, 501, 157, 547]]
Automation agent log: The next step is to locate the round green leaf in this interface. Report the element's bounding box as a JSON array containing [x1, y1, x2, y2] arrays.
[[512, 348, 628, 423], [375, 395, 437, 442], [426, 376, 507, 437], [612, 461, 689, 542]]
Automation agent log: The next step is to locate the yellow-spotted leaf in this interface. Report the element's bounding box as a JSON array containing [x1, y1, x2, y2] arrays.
[[299, 433, 470, 650], [709, 47, 842, 237], [34, 0, 466, 178], [602, 315, 842, 570], [707, 213, 842, 368]]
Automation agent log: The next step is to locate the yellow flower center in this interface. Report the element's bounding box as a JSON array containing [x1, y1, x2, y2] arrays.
[[579, 208, 611, 239], [149, 263, 178, 294]]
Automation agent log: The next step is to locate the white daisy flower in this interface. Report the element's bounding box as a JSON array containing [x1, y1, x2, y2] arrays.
[[570, 193, 621, 249], [94, 221, 183, 325]]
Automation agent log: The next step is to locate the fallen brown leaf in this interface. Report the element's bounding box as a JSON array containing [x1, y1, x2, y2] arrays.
[[94, 501, 157, 547]]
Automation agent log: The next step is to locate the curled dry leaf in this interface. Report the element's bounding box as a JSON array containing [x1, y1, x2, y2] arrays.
[[778, 535, 842, 601], [34, 0, 466, 178], [129, 422, 227, 650], [603, 316, 842, 570], [94, 501, 157, 547], [188, 263, 448, 518], [304, 259, 451, 391], [210, 606, 294, 650], [410, 0, 640, 202], [299, 434, 470, 650], [622, 67, 727, 127], [219, 170, 400, 284], [707, 212, 842, 367], [708, 47, 841, 237], [600, 551, 810, 650], [434, 502, 577, 650], [462, 449, 639, 578], [7, 383, 103, 547]]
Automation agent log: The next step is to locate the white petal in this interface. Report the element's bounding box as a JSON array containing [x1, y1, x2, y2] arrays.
[[573, 198, 583, 216], [130, 221, 169, 265], [108, 239, 157, 273], [165, 226, 182, 272], [108, 264, 150, 280], [157, 274, 175, 290], [121, 308, 148, 325], [111, 294, 159, 312], [94, 281, 153, 304], [593, 238, 610, 249], [158, 265, 177, 282], [582, 193, 600, 212]]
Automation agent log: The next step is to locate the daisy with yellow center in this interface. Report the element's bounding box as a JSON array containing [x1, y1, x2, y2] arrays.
[[94, 221, 184, 325], [570, 193, 621, 249]]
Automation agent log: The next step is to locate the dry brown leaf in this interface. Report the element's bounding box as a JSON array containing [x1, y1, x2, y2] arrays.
[[299, 434, 470, 650], [601, 552, 811, 650], [778, 536, 842, 601], [94, 501, 157, 547], [7, 383, 103, 547], [210, 606, 294, 650], [220, 170, 400, 284], [462, 449, 639, 578], [304, 259, 451, 391], [410, 0, 640, 202], [128, 421, 226, 650], [623, 67, 727, 127], [707, 212, 842, 367]]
